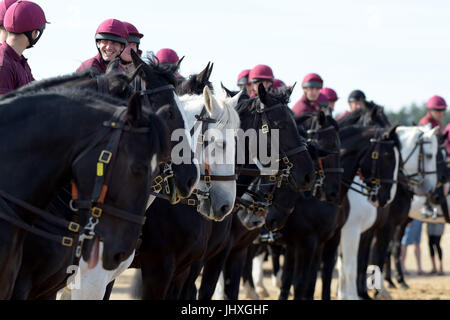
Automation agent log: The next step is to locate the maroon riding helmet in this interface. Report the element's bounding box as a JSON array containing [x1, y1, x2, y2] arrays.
[[3, 0, 49, 48]]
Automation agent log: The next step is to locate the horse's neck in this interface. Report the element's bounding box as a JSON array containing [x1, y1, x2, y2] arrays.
[[0, 98, 113, 207]]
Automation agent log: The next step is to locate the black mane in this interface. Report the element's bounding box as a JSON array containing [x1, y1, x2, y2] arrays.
[[0, 69, 98, 100]]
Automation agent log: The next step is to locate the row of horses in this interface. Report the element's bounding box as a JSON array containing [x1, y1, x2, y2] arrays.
[[0, 50, 445, 300]]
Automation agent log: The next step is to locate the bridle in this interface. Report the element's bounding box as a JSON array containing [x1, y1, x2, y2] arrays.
[[342, 130, 398, 201], [400, 131, 437, 188], [0, 107, 152, 255], [306, 125, 344, 197]]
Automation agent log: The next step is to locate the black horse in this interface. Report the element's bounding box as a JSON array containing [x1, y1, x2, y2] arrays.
[[264, 122, 400, 300], [0, 87, 169, 299], [10, 53, 198, 300], [136, 84, 316, 300]]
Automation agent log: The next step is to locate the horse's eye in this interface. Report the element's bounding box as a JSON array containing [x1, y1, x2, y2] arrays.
[[426, 153, 433, 160]]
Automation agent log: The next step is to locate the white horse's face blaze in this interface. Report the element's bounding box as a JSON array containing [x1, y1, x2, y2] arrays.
[[396, 126, 439, 196], [180, 88, 241, 221]]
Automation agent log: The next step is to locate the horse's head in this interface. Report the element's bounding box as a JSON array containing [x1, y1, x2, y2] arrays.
[[298, 111, 342, 204], [177, 62, 214, 96], [191, 86, 241, 221], [396, 125, 439, 195], [73, 93, 170, 270], [238, 83, 315, 193], [437, 132, 449, 185], [357, 125, 401, 208], [131, 50, 199, 199]]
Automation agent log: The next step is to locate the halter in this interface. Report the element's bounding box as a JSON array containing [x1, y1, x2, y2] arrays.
[[0, 107, 152, 253], [306, 125, 344, 197], [253, 102, 309, 189], [149, 106, 237, 209], [400, 132, 437, 188], [342, 130, 397, 200]]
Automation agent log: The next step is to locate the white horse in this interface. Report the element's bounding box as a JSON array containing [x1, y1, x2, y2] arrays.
[[61, 86, 242, 300], [337, 125, 438, 300]]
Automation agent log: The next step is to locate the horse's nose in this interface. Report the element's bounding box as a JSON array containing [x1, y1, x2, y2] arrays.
[[220, 204, 231, 216]]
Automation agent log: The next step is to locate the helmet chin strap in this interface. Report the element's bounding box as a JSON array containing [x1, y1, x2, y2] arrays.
[[24, 25, 45, 49]]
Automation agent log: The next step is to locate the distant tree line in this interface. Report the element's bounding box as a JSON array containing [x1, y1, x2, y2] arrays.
[[384, 102, 450, 126]]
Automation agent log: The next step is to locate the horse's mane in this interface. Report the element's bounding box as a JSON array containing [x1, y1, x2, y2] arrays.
[[235, 89, 291, 115], [295, 113, 339, 132], [0, 69, 99, 100], [0, 86, 126, 111], [143, 53, 178, 87]]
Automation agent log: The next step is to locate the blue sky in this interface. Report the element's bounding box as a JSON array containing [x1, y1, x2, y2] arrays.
[[27, 0, 450, 115]]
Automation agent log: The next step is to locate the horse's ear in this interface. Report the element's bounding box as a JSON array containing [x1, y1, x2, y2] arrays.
[[442, 131, 449, 144], [131, 49, 145, 69], [197, 62, 211, 84], [127, 64, 143, 84], [383, 124, 399, 140], [127, 92, 143, 125], [176, 56, 185, 70], [318, 110, 326, 127], [225, 90, 243, 109], [370, 105, 378, 121], [203, 86, 220, 117], [106, 58, 121, 74], [258, 83, 267, 104], [221, 82, 234, 97], [206, 62, 214, 80], [286, 82, 297, 98]]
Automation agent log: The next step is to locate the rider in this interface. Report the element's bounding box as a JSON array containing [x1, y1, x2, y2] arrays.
[[316, 93, 330, 112], [336, 89, 366, 120], [0, 0, 48, 94], [418, 95, 447, 131], [0, 0, 16, 44], [320, 87, 338, 112], [248, 64, 274, 97], [272, 78, 288, 93], [77, 19, 129, 74], [237, 69, 251, 93], [292, 73, 323, 115], [154, 48, 184, 81], [120, 21, 143, 71]]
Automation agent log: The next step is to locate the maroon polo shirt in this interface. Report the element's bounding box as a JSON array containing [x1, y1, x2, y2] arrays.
[[291, 95, 318, 116], [418, 112, 442, 131], [77, 53, 108, 74], [0, 43, 34, 94]]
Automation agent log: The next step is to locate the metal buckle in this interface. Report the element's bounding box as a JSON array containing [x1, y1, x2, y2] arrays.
[[265, 194, 274, 201], [262, 124, 269, 134], [62, 237, 73, 247], [188, 199, 197, 206], [68, 221, 80, 233], [99, 150, 112, 164], [269, 176, 277, 182], [197, 133, 204, 144], [204, 176, 211, 184], [318, 170, 325, 177], [371, 178, 381, 185], [283, 157, 290, 165], [152, 184, 162, 193], [371, 152, 379, 160], [91, 206, 103, 218], [153, 175, 163, 185]]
